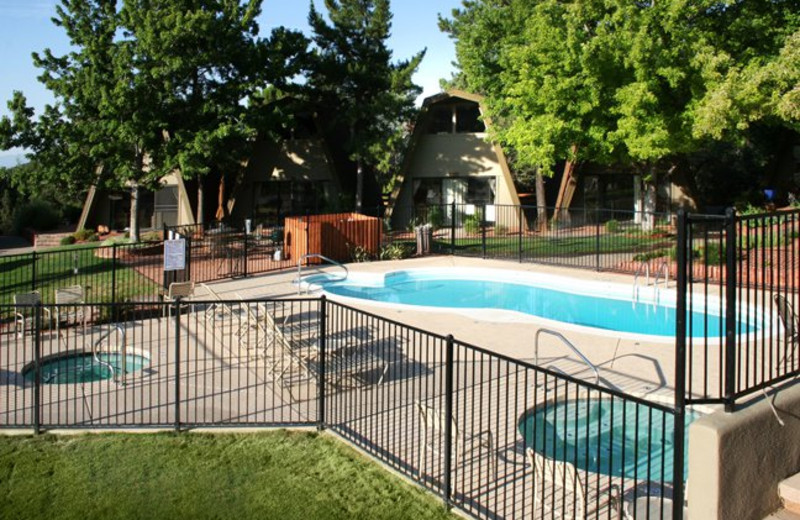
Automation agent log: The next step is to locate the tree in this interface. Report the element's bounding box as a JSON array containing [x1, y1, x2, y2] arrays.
[[307, 0, 425, 211], [440, 0, 800, 211], [119, 0, 309, 224]]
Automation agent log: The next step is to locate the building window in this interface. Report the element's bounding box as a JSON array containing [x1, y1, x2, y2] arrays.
[[456, 104, 485, 133], [427, 106, 453, 134]]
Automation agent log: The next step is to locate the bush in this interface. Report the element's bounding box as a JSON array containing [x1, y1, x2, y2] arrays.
[[494, 224, 508, 236], [60, 235, 77, 246], [86, 233, 100, 242], [463, 214, 481, 235], [73, 228, 95, 241], [12, 199, 61, 234], [604, 219, 620, 233], [379, 243, 411, 260], [427, 205, 445, 230], [350, 245, 374, 263], [141, 231, 162, 242]]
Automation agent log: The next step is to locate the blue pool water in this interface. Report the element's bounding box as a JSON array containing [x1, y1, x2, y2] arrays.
[[518, 399, 699, 483], [317, 270, 756, 338], [23, 353, 150, 384]]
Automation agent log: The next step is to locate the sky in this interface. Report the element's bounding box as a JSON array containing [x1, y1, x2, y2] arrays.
[[0, 0, 463, 166]]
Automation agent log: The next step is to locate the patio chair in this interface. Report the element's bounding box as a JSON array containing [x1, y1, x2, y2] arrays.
[[233, 293, 280, 359], [416, 401, 497, 484], [13, 291, 51, 338], [774, 294, 799, 367], [526, 448, 586, 519], [163, 281, 195, 317], [54, 285, 86, 331], [198, 283, 236, 323]]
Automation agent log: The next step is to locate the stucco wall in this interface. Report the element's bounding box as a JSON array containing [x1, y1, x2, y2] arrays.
[[688, 382, 800, 520], [392, 133, 518, 228]]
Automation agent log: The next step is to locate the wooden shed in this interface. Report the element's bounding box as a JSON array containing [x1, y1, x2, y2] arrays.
[[284, 213, 382, 264]]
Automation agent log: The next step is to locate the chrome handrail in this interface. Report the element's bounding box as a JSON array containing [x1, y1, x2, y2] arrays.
[[93, 324, 126, 385], [632, 261, 651, 302], [296, 254, 349, 294], [534, 329, 600, 386], [653, 260, 670, 305]]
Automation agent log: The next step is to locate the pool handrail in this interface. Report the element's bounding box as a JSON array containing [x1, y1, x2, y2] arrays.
[[296, 254, 348, 295], [93, 324, 126, 385], [632, 261, 651, 302], [534, 328, 600, 386]]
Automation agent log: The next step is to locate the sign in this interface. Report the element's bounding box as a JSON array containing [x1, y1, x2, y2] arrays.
[[163, 238, 186, 271]]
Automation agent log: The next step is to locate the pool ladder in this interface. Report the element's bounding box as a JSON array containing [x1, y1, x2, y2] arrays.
[[295, 254, 349, 295], [93, 324, 127, 385], [632, 260, 670, 305], [534, 329, 600, 386]]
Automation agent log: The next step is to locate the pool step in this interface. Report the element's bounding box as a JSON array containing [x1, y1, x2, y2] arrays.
[[780, 473, 800, 515]]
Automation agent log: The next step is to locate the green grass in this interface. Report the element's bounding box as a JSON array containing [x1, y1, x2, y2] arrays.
[[0, 244, 160, 306], [0, 431, 455, 520], [431, 234, 673, 256]]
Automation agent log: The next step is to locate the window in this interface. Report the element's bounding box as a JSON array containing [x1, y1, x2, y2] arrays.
[[427, 106, 453, 134], [456, 104, 485, 133], [466, 177, 495, 204]]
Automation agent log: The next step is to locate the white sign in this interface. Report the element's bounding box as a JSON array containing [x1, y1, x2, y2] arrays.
[[485, 205, 496, 222], [163, 239, 186, 271]]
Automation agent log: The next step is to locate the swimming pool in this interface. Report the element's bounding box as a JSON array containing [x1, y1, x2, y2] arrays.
[[518, 399, 699, 483], [311, 268, 759, 339]]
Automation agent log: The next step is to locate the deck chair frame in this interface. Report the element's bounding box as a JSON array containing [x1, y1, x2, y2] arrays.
[[13, 291, 51, 338]]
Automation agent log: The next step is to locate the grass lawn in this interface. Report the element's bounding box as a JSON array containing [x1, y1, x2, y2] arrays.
[[0, 431, 455, 520], [421, 234, 673, 256], [0, 243, 160, 306]]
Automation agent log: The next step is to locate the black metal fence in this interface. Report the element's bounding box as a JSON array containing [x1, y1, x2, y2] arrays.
[[0, 240, 164, 309], [676, 208, 800, 410], [1, 296, 681, 519], [384, 203, 676, 272]]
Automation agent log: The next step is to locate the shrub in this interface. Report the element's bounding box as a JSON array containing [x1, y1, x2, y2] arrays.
[[350, 245, 374, 263], [427, 205, 445, 230], [11, 199, 61, 234], [604, 219, 620, 233], [60, 235, 77, 246], [86, 233, 100, 242], [463, 214, 481, 235], [141, 231, 162, 242], [379, 243, 411, 260], [494, 224, 508, 236], [632, 249, 668, 262], [73, 228, 95, 241]]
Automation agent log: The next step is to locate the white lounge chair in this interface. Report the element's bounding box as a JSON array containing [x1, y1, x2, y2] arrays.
[[774, 294, 799, 367], [163, 281, 195, 317], [13, 291, 51, 338], [54, 285, 86, 330], [526, 447, 585, 519], [416, 401, 496, 485]]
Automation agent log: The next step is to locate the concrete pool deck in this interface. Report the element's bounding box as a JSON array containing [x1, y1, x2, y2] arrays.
[[206, 255, 725, 408]]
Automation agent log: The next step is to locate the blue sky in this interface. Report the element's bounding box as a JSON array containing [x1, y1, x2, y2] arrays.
[[0, 0, 462, 166]]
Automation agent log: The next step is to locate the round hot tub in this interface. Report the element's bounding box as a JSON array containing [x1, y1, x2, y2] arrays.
[[23, 351, 150, 385], [518, 398, 700, 483]]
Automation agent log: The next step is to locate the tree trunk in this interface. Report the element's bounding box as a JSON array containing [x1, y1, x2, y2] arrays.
[[129, 181, 140, 243], [197, 179, 204, 226], [355, 159, 364, 213], [535, 169, 547, 232]]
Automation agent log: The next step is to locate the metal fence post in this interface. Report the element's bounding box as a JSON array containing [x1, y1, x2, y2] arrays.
[[518, 206, 523, 263], [318, 295, 327, 430], [243, 228, 249, 278], [481, 205, 487, 259], [33, 302, 42, 434], [31, 250, 37, 291], [174, 297, 181, 432], [111, 243, 118, 306], [443, 334, 454, 507], [595, 209, 601, 271], [673, 209, 688, 519], [450, 202, 456, 255], [724, 208, 737, 412]]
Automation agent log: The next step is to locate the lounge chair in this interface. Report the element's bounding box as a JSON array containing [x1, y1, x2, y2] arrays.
[[774, 294, 799, 368], [416, 401, 496, 485], [198, 283, 236, 323], [163, 281, 195, 317], [526, 448, 585, 519], [54, 285, 86, 330], [233, 294, 281, 359], [13, 291, 51, 338]]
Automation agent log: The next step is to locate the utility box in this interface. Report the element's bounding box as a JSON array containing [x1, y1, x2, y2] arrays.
[[284, 212, 381, 263]]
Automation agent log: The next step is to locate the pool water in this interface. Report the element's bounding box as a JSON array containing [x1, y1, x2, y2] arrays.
[[24, 353, 150, 384], [316, 269, 756, 338], [518, 399, 699, 483]]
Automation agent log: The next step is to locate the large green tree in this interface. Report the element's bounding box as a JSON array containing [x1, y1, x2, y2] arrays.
[[307, 0, 424, 211], [441, 0, 800, 210]]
